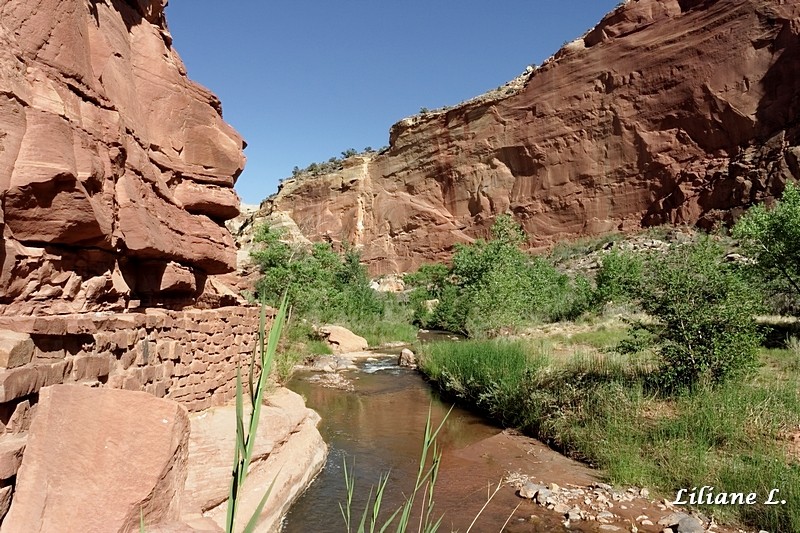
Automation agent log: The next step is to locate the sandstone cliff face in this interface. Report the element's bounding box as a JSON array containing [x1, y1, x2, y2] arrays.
[[254, 0, 800, 274], [0, 0, 245, 314]]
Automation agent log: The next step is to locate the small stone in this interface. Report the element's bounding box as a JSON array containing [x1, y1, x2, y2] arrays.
[[518, 482, 545, 500], [676, 515, 704, 533], [640, 488, 650, 498], [398, 348, 416, 368], [553, 503, 570, 514], [535, 488, 552, 504], [641, 520, 654, 526], [658, 512, 691, 527]]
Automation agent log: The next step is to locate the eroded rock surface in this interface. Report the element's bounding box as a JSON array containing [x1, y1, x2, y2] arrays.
[[0, 0, 245, 314], [247, 0, 800, 274], [185, 388, 327, 532], [1, 384, 190, 533]]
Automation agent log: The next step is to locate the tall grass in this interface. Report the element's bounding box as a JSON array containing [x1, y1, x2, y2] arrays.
[[418, 339, 800, 532], [225, 297, 288, 533], [339, 406, 451, 533]]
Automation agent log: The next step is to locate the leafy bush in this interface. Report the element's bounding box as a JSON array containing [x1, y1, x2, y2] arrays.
[[593, 248, 643, 306], [633, 237, 762, 390], [405, 215, 594, 336], [250, 225, 413, 347], [252, 227, 375, 320], [733, 182, 800, 313]]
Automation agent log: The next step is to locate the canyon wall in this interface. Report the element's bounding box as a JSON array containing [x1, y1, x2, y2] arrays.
[[0, 1, 326, 528], [253, 0, 800, 274], [0, 0, 245, 314]]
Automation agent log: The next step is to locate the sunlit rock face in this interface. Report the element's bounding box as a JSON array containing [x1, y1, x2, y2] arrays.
[[251, 0, 800, 275], [0, 0, 246, 314]]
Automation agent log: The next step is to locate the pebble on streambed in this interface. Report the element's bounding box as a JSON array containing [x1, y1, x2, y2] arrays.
[[512, 476, 721, 533]]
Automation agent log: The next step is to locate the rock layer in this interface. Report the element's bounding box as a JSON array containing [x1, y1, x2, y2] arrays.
[[252, 0, 800, 274], [0, 0, 245, 314]]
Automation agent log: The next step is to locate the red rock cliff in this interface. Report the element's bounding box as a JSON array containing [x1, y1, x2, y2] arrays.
[[256, 0, 800, 275], [0, 0, 246, 314]]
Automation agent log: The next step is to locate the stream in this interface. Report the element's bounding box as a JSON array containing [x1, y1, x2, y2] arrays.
[[280, 335, 596, 532]]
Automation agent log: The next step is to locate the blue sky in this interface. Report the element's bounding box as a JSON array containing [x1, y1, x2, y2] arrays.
[[164, 1, 621, 205]]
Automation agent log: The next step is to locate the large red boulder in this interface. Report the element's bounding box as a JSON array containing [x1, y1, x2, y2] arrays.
[[1, 384, 190, 533]]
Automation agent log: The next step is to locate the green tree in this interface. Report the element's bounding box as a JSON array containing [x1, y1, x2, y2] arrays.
[[733, 182, 800, 311], [250, 225, 382, 321], [406, 214, 591, 336]]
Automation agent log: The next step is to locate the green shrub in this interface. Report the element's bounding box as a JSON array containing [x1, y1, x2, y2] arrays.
[[251, 226, 382, 322], [733, 182, 800, 313], [405, 215, 595, 336], [594, 248, 644, 306], [634, 236, 763, 390]]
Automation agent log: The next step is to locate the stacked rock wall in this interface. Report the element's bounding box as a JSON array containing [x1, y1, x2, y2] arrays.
[[0, 306, 265, 521]]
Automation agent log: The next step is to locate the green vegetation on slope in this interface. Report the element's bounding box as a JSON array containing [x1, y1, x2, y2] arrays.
[[249, 225, 415, 381]]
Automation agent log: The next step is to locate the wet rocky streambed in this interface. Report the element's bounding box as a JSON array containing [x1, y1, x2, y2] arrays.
[[281, 340, 728, 533]]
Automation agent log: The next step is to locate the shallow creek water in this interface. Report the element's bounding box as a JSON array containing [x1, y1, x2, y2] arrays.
[[281, 338, 598, 532]]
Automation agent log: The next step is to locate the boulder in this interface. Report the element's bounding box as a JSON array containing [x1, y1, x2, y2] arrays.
[[2, 384, 190, 533], [183, 388, 327, 532], [318, 325, 368, 354], [398, 348, 416, 368]]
